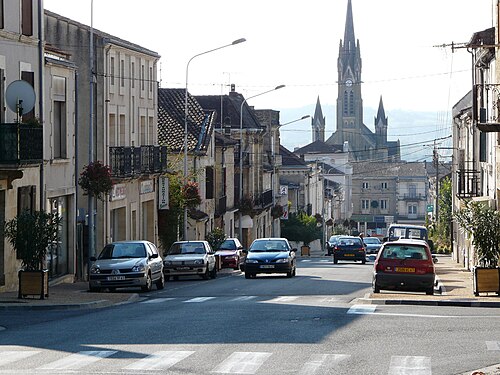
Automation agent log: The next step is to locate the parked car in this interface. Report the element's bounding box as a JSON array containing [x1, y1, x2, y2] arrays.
[[89, 240, 164, 292], [372, 239, 435, 295], [243, 238, 297, 278], [215, 238, 245, 270], [326, 235, 341, 255], [332, 236, 366, 264], [363, 236, 382, 254], [163, 241, 217, 280]]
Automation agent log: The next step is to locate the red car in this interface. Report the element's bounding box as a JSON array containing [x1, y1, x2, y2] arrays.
[[372, 239, 435, 295], [215, 238, 245, 270]]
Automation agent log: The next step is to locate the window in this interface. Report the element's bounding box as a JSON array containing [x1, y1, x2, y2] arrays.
[[380, 200, 387, 210], [109, 113, 116, 147], [131, 62, 135, 88], [140, 116, 146, 145], [141, 64, 145, 91], [349, 91, 354, 115], [120, 59, 125, 87], [361, 199, 369, 210], [409, 184, 417, 198], [20, 71, 35, 120], [381, 182, 387, 189], [408, 204, 417, 215], [21, 0, 32, 36], [343, 91, 348, 115], [119, 114, 125, 146], [205, 167, 214, 199], [17, 185, 36, 215], [362, 182, 369, 189], [53, 101, 67, 158], [110, 57, 115, 86], [148, 116, 154, 144], [149, 66, 153, 93], [0, 0, 4, 29]]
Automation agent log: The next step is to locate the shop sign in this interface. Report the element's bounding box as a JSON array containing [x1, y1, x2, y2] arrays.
[[158, 176, 169, 210], [281, 203, 289, 220], [111, 184, 126, 201], [140, 180, 154, 195]]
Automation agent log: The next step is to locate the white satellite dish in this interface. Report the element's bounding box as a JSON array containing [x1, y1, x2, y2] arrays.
[[5, 80, 36, 117]]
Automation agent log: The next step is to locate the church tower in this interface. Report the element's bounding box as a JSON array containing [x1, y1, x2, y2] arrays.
[[312, 96, 325, 142], [336, 0, 363, 146], [374, 95, 388, 148]]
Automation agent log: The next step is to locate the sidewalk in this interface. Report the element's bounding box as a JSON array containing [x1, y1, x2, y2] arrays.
[[0, 255, 499, 310]]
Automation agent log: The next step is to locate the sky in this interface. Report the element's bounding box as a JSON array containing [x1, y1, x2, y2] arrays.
[[43, 0, 495, 160]]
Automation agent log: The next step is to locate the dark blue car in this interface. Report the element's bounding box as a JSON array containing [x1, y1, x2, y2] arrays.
[[243, 238, 297, 279]]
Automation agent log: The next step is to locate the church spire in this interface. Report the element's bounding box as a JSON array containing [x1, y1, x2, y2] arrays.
[[374, 95, 388, 147], [312, 96, 325, 142], [343, 0, 356, 52], [375, 95, 387, 125]]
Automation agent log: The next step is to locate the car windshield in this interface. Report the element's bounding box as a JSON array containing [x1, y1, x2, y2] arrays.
[[380, 245, 428, 260], [249, 240, 289, 252], [98, 243, 146, 259], [167, 242, 206, 255], [364, 237, 381, 244], [218, 240, 236, 250]]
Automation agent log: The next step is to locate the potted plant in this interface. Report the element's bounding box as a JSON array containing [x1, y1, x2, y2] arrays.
[[271, 204, 284, 220], [78, 161, 113, 201], [454, 200, 500, 296], [4, 209, 61, 299]]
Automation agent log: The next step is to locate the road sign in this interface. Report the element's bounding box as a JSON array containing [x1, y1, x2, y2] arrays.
[[427, 205, 434, 212]]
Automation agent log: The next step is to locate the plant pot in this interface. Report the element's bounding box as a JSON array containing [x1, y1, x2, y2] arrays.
[[301, 245, 310, 256], [18, 270, 49, 299], [473, 267, 500, 296]]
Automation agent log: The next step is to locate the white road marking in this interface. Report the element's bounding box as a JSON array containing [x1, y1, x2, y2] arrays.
[[347, 305, 377, 314], [123, 350, 194, 370], [231, 296, 257, 301], [301, 259, 312, 262], [0, 351, 40, 366], [298, 354, 350, 375], [211, 352, 272, 374], [486, 341, 500, 350], [388, 356, 431, 375], [141, 297, 176, 304], [183, 297, 216, 303], [36, 350, 116, 370], [267, 296, 299, 303]]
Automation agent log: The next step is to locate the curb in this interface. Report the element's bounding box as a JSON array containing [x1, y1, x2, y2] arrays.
[[357, 297, 500, 308], [456, 363, 500, 375]]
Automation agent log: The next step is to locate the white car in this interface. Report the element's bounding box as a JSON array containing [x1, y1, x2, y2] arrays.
[[163, 241, 217, 280], [89, 240, 164, 292]]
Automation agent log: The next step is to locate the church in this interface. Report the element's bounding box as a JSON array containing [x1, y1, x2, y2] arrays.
[[311, 0, 401, 163]]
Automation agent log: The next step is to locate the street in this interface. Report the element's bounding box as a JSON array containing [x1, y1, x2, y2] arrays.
[[0, 259, 499, 374]]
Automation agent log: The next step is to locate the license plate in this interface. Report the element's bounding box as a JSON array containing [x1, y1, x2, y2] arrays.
[[176, 267, 191, 270], [260, 265, 275, 269], [395, 267, 415, 273], [107, 276, 125, 281], [344, 253, 355, 257]]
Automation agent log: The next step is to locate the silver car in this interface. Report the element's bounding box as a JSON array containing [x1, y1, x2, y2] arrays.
[[89, 240, 164, 292], [163, 241, 217, 280]]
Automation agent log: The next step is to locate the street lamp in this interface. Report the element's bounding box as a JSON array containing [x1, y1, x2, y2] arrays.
[[271, 115, 310, 236], [183, 38, 246, 240], [238, 85, 285, 241]]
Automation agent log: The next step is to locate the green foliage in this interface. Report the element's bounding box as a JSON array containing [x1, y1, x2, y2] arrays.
[[454, 200, 500, 268], [158, 174, 184, 252], [4, 210, 61, 271], [281, 212, 321, 246], [205, 227, 226, 250], [429, 176, 452, 251], [332, 224, 349, 235], [271, 204, 284, 219], [78, 161, 113, 201]]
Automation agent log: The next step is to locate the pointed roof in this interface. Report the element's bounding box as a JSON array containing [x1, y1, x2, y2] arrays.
[[375, 96, 387, 125], [312, 96, 325, 126], [294, 140, 344, 155], [279, 145, 309, 169], [343, 0, 356, 51]]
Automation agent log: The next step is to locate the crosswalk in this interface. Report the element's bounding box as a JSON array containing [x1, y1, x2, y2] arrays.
[[0, 345, 497, 374]]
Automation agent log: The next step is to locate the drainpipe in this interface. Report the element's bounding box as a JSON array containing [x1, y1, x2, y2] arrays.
[[38, 0, 44, 210]]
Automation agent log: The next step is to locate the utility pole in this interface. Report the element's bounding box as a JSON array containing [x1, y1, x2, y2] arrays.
[[433, 142, 439, 223]]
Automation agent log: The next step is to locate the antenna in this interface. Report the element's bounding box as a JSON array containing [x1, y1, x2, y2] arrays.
[[5, 80, 36, 122]]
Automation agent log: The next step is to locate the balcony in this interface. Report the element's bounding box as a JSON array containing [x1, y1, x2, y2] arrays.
[[109, 145, 167, 178], [399, 193, 427, 201], [473, 83, 500, 132], [255, 189, 273, 209], [456, 169, 480, 198], [0, 123, 42, 166]]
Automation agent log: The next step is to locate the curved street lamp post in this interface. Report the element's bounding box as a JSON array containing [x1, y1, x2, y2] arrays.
[[183, 38, 246, 240]]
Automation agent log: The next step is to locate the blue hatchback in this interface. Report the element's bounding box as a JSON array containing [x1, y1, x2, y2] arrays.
[[243, 238, 297, 278]]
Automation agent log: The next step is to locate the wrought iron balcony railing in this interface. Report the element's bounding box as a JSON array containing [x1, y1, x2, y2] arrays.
[[456, 169, 481, 198], [0, 123, 43, 166], [255, 189, 273, 209], [473, 83, 500, 132], [399, 193, 427, 201], [109, 145, 167, 178]]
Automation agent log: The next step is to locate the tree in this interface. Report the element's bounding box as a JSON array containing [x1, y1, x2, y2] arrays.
[[429, 176, 452, 253], [206, 227, 226, 250], [281, 212, 321, 246]]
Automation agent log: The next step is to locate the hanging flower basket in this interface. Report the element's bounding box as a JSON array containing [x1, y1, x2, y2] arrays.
[[182, 181, 201, 208], [271, 204, 284, 219], [238, 196, 256, 217], [78, 161, 113, 201]]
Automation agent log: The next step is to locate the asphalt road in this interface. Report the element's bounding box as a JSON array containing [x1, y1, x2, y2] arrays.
[[0, 258, 499, 374]]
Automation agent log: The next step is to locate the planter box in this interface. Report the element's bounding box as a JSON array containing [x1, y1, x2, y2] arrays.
[[18, 270, 49, 299], [473, 267, 500, 296], [301, 245, 310, 256]]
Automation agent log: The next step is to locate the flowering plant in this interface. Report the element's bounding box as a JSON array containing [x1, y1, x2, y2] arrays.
[[182, 181, 201, 208], [271, 204, 284, 219], [78, 161, 113, 201]]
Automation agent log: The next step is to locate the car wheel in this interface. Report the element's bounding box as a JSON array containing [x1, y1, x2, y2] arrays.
[[141, 272, 153, 292], [333, 257, 338, 264], [426, 288, 434, 295], [164, 275, 170, 281], [89, 285, 101, 293], [245, 272, 251, 279], [373, 283, 380, 293], [108, 287, 116, 293], [210, 265, 217, 279], [362, 259, 366, 265], [202, 265, 210, 280], [233, 258, 240, 270], [156, 273, 165, 290], [286, 270, 293, 278], [173, 275, 179, 281]]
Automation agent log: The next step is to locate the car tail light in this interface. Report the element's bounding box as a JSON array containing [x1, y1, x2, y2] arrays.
[[375, 261, 385, 272]]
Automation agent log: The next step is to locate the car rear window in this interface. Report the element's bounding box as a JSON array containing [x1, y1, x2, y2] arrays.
[[218, 240, 236, 250], [380, 245, 428, 260], [167, 242, 206, 255], [338, 238, 363, 246]]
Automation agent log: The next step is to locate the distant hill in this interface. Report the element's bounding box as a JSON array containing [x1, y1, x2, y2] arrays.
[[277, 104, 453, 162]]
